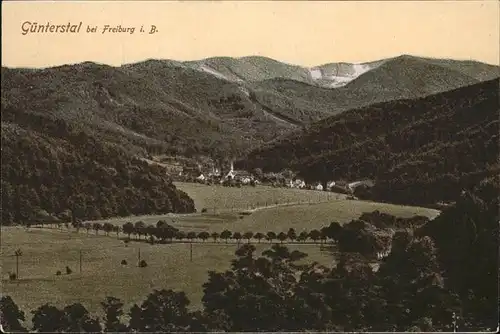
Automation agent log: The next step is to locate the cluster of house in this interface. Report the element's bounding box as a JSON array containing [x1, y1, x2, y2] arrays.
[[181, 161, 258, 186], [178, 160, 375, 193]]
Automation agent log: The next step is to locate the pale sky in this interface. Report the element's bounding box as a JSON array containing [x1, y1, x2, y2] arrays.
[[2, 1, 499, 68]]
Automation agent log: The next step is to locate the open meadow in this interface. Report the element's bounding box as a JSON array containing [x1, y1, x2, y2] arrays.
[[1, 226, 333, 320], [1, 184, 441, 322], [173, 182, 343, 212], [94, 183, 440, 234], [94, 199, 440, 235]]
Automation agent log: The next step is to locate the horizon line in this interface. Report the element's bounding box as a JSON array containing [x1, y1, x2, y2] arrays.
[[2, 53, 499, 70]]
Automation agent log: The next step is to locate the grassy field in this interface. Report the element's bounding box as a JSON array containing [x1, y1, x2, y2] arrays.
[[173, 182, 343, 212], [94, 198, 440, 234], [1, 227, 332, 320], [1, 184, 441, 322]]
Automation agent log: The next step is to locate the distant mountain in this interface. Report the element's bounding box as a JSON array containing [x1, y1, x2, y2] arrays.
[[185, 56, 314, 84], [185, 54, 498, 88], [236, 78, 500, 206], [1, 55, 498, 161]]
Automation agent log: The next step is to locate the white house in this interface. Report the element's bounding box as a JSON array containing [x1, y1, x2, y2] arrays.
[[196, 174, 206, 181], [326, 181, 336, 189], [241, 177, 252, 185], [289, 179, 306, 189], [315, 183, 324, 191]]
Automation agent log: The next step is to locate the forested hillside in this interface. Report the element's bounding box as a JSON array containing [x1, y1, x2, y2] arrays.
[[2, 55, 496, 161], [238, 78, 500, 206], [1, 114, 195, 225]]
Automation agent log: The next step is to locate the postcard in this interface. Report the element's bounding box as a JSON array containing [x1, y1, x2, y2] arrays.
[[1, 1, 499, 332]]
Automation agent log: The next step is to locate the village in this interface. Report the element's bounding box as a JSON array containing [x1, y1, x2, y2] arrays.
[[164, 158, 375, 196]]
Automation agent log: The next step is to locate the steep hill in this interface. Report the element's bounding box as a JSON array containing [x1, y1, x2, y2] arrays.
[[237, 78, 500, 206], [1, 116, 195, 225], [1, 62, 293, 159]]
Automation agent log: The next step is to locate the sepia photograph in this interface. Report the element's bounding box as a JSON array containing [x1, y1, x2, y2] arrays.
[[1, 0, 499, 332]]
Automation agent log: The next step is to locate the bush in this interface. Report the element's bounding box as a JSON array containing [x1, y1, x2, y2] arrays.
[[201, 208, 208, 213], [8, 273, 17, 281], [65, 266, 72, 275], [139, 260, 148, 268], [121, 260, 128, 265], [56, 271, 62, 276]]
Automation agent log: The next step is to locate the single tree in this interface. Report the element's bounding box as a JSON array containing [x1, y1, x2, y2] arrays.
[[145, 225, 157, 240], [287, 228, 297, 242], [277, 232, 288, 243], [122, 222, 134, 239], [254, 232, 265, 243], [233, 232, 243, 245], [266, 231, 277, 243], [220, 230, 232, 243], [198, 231, 210, 242], [134, 221, 146, 240], [186, 231, 197, 243], [297, 231, 309, 243], [308, 229, 321, 243], [175, 231, 186, 241], [243, 232, 254, 243]]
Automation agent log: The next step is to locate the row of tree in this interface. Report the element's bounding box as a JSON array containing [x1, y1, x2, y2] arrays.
[[32, 211, 431, 259]]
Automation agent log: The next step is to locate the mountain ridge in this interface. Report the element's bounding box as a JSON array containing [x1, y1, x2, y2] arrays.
[[236, 78, 500, 206], [2, 54, 498, 161]]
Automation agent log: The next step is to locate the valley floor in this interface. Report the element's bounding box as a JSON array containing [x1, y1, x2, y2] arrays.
[[1, 184, 440, 322]]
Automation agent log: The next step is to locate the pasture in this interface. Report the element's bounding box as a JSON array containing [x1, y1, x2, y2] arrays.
[[1, 226, 332, 319], [173, 182, 343, 212], [94, 198, 440, 234], [1, 183, 440, 321]]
